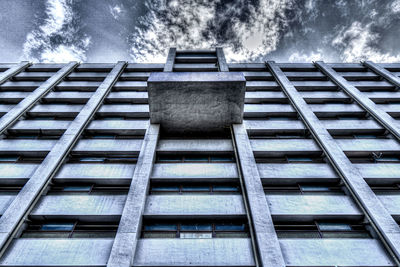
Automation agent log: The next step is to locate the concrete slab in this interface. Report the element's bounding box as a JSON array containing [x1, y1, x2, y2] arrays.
[[148, 72, 246, 134]]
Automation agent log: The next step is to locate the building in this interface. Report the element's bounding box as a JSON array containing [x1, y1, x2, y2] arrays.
[[0, 47, 399, 266]]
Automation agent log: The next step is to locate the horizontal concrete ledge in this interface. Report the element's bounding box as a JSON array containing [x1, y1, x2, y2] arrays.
[[148, 71, 246, 83]]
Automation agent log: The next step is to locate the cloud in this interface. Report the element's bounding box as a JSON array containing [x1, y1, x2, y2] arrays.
[[110, 4, 124, 20], [22, 0, 90, 62], [332, 21, 400, 62], [391, 0, 400, 13], [129, 0, 294, 63], [288, 50, 323, 62]]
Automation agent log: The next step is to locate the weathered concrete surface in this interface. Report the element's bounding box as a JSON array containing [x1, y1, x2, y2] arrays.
[[134, 238, 255, 266], [106, 124, 159, 267], [232, 124, 286, 267], [148, 72, 246, 134]]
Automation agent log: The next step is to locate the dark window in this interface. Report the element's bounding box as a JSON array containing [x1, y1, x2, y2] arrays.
[[264, 183, 344, 195], [21, 220, 118, 238], [142, 219, 249, 238], [48, 183, 129, 195], [256, 156, 325, 164], [0, 156, 45, 163], [156, 154, 235, 163], [68, 156, 137, 163], [150, 183, 240, 194], [371, 184, 400, 194], [275, 221, 371, 239]]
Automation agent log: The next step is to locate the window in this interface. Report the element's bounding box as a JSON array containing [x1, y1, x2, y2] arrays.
[[0, 185, 23, 194], [286, 157, 314, 163], [21, 221, 118, 238], [275, 221, 371, 239], [142, 220, 249, 238], [371, 184, 400, 194], [0, 156, 44, 163], [256, 156, 325, 163], [349, 154, 400, 163], [150, 183, 240, 194], [48, 183, 129, 195], [263, 183, 344, 195], [68, 156, 138, 163], [156, 154, 235, 163]]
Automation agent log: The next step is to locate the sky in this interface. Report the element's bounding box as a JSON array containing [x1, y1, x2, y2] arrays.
[[0, 0, 399, 63]]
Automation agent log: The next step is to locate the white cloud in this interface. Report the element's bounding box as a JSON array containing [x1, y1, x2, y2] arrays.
[[22, 0, 90, 62], [288, 50, 323, 62], [332, 21, 400, 62], [110, 4, 123, 19], [129, 0, 294, 63], [391, 0, 400, 13]]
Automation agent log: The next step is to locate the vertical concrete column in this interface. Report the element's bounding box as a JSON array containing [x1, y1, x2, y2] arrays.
[[107, 124, 160, 267], [0, 61, 30, 85], [163, 47, 176, 72], [232, 124, 286, 267], [267, 61, 400, 264], [363, 61, 400, 88], [0, 62, 126, 256], [216, 47, 229, 72], [0, 62, 78, 134], [315, 61, 400, 141]]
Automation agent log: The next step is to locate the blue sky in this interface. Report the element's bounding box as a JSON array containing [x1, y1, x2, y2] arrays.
[[0, 0, 399, 63]]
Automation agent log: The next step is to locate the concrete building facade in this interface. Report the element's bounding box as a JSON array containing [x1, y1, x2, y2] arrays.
[[0, 48, 399, 266]]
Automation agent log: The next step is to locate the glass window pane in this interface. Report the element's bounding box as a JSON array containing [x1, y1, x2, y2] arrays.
[[375, 157, 400, 162], [184, 156, 208, 162], [142, 232, 176, 238], [22, 232, 70, 238], [213, 185, 239, 192], [144, 223, 177, 231], [62, 186, 92, 192], [78, 157, 105, 162], [181, 185, 209, 192], [300, 185, 332, 192], [318, 222, 351, 231], [41, 223, 75, 231], [72, 232, 116, 238], [215, 232, 249, 238], [322, 232, 371, 238], [157, 156, 181, 162], [353, 135, 377, 139], [0, 157, 19, 162], [215, 223, 245, 231], [151, 186, 180, 192], [180, 232, 212, 239], [277, 231, 320, 238], [287, 157, 314, 162], [210, 156, 234, 162], [180, 223, 212, 231], [91, 135, 115, 139]]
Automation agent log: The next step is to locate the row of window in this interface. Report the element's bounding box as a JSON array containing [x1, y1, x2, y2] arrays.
[[156, 155, 235, 163], [22, 219, 371, 239], [256, 155, 400, 164], [2, 182, 400, 195], [275, 221, 371, 239]]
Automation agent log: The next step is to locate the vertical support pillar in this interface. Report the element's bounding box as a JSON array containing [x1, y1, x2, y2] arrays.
[[163, 47, 176, 72], [0, 61, 30, 85], [0, 62, 78, 134], [107, 124, 160, 267], [363, 61, 400, 88], [216, 47, 229, 72], [0, 62, 127, 256], [232, 124, 286, 267], [267, 61, 400, 265], [315, 61, 400, 141]]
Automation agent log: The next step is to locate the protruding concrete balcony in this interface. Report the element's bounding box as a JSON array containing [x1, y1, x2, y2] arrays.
[[148, 72, 246, 134]]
